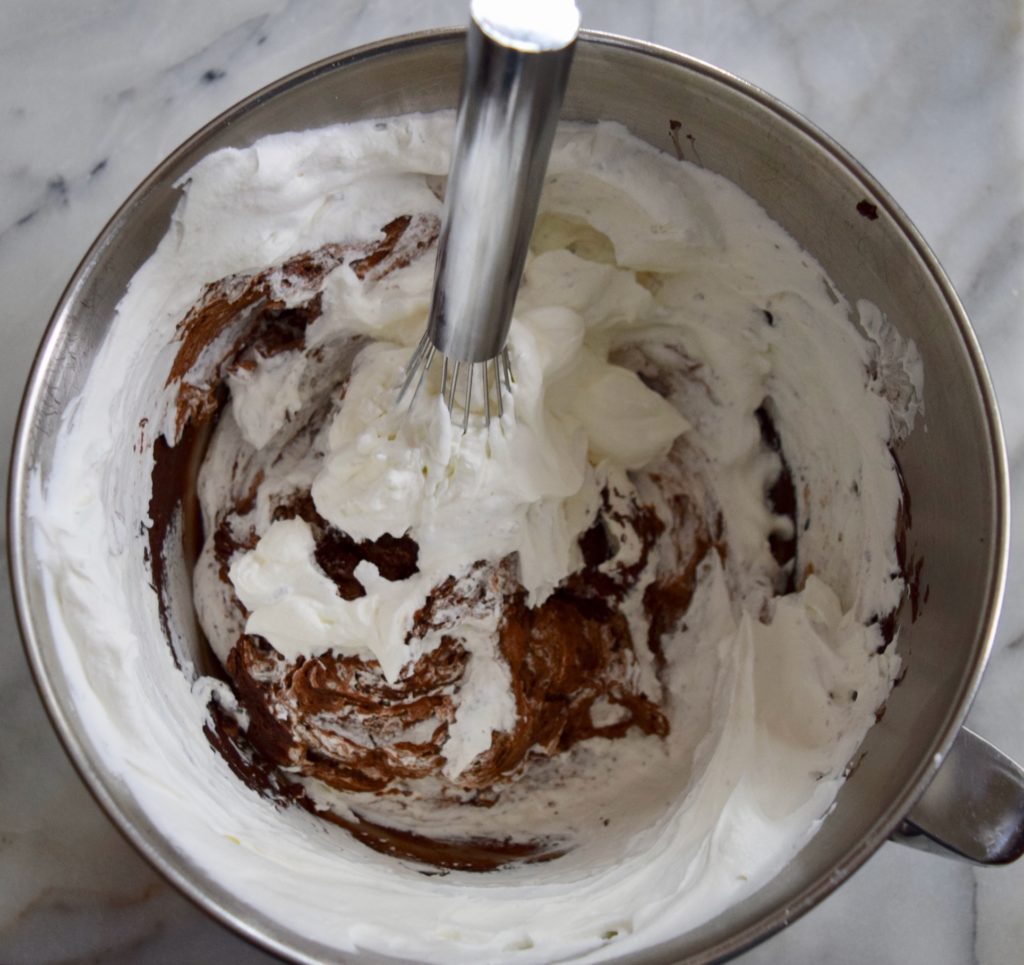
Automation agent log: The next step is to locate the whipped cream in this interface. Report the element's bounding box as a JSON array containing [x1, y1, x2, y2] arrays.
[[227, 326, 685, 684], [30, 112, 922, 963]]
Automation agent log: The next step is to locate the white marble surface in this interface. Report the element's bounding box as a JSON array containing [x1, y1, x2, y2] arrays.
[[1, 0, 1021, 962]]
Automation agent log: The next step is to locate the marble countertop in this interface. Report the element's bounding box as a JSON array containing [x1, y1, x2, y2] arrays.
[[1, 1, 1021, 962]]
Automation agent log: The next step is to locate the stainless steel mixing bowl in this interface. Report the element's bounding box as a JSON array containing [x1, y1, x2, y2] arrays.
[[9, 28, 1024, 965]]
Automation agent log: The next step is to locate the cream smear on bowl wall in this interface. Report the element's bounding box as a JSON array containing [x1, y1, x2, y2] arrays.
[[30, 111, 924, 962]]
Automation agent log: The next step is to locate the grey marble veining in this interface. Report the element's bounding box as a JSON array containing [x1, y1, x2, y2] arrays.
[[1, 0, 1021, 962]]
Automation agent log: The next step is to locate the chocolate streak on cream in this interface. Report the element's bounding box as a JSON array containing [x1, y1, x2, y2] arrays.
[[754, 402, 798, 591], [643, 492, 716, 662], [874, 451, 914, 651], [165, 214, 439, 440], [148, 411, 221, 676], [274, 492, 420, 600], [215, 491, 673, 802], [148, 214, 439, 657], [148, 219, 435, 742], [158, 212, 873, 874], [204, 704, 539, 874], [317, 808, 567, 872], [225, 633, 463, 793], [751, 402, 913, 651], [204, 697, 559, 871], [146, 213, 579, 871], [204, 692, 307, 804]]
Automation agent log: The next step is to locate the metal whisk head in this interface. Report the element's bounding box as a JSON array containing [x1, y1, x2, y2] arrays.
[[397, 331, 515, 431], [393, 0, 578, 430]]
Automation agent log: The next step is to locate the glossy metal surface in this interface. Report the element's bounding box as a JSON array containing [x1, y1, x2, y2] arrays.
[[896, 727, 1024, 865], [400, 9, 578, 430], [427, 19, 576, 363], [7, 28, 1017, 965]]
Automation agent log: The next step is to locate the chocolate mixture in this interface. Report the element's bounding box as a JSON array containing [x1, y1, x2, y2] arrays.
[[151, 215, 804, 871]]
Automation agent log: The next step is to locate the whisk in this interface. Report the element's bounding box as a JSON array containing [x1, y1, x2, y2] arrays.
[[396, 0, 580, 429]]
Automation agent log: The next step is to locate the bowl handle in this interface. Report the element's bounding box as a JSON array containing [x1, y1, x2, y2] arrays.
[[890, 727, 1024, 864]]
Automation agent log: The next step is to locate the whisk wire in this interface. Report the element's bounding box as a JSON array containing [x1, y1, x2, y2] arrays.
[[447, 361, 461, 413], [494, 356, 504, 419], [396, 337, 516, 432], [409, 343, 435, 410], [397, 331, 431, 404], [503, 350, 515, 392], [483, 362, 491, 424], [462, 367, 473, 434]]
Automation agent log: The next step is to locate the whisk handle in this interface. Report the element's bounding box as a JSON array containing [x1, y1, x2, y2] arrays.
[[427, 2, 578, 363]]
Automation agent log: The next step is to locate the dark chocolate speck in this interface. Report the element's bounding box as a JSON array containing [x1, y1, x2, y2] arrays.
[[856, 200, 879, 221], [668, 119, 685, 160]]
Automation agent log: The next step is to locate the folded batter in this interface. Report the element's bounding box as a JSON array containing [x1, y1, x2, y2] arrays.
[[36, 113, 923, 962]]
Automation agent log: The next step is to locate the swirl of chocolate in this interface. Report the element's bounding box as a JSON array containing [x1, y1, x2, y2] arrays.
[[215, 487, 678, 798], [152, 214, 743, 870]]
